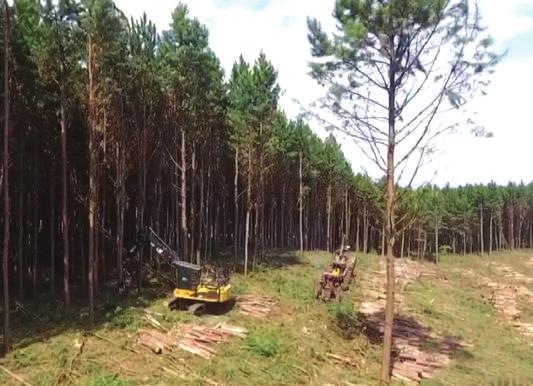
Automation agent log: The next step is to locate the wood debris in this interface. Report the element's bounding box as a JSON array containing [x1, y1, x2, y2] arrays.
[[144, 310, 168, 332], [137, 322, 248, 359], [0, 365, 33, 386], [325, 353, 359, 369], [237, 295, 278, 318], [359, 258, 465, 383], [457, 262, 533, 343]]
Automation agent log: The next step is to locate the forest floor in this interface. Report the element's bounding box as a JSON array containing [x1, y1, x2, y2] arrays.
[[0, 250, 532, 386]]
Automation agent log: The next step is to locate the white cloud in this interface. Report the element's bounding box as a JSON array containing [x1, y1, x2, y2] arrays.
[[115, 0, 533, 187]]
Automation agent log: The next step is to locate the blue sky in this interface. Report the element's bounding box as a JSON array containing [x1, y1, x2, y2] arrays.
[[116, 0, 533, 187]]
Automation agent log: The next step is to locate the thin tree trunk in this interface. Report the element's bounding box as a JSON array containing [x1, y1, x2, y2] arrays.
[[356, 214, 360, 252], [381, 48, 397, 383], [50, 160, 56, 297], [197, 161, 205, 265], [233, 147, 239, 262], [17, 181, 23, 301], [326, 183, 332, 252], [400, 228, 405, 259], [298, 150, 303, 255], [363, 207, 368, 253], [435, 211, 439, 264], [480, 202, 484, 256], [116, 145, 125, 289], [32, 143, 38, 301], [88, 37, 96, 323], [60, 96, 69, 309], [181, 128, 188, 261], [407, 228, 411, 258], [489, 210, 493, 256], [417, 223, 422, 259], [381, 222, 385, 258], [244, 147, 252, 277], [3, 3, 11, 351], [190, 147, 196, 263]]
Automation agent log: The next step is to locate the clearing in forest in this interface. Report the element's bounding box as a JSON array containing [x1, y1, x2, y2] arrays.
[[1, 251, 533, 385], [358, 258, 466, 384]]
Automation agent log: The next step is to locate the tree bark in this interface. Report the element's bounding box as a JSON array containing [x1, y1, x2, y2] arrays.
[[400, 228, 404, 259], [233, 147, 239, 262], [435, 211, 439, 264], [87, 37, 97, 323], [356, 214, 360, 252], [479, 201, 484, 256], [116, 145, 125, 288], [3, 2, 11, 351], [244, 146, 252, 277], [190, 147, 196, 262], [381, 41, 397, 383], [50, 160, 56, 297], [326, 183, 332, 252], [298, 150, 303, 255], [489, 210, 493, 256], [59, 91, 70, 309], [181, 128, 188, 261]]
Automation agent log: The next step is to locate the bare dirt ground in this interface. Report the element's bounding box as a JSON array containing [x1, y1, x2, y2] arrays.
[[359, 258, 465, 384]]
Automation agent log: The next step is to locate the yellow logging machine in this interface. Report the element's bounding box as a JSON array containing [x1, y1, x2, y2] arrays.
[[128, 227, 233, 315]]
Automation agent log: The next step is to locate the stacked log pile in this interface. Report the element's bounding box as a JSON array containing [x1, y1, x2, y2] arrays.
[[138, 323, 248, 358], [237, 295, 278, 318]]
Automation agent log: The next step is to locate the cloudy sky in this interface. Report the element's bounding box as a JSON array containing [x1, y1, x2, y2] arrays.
[[115, 0, 533, 187]]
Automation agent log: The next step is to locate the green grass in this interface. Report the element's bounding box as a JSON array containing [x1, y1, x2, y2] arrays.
[[246, 327, 283, 357], [2, 249, 532, 385], [404, 251, 533, 385]]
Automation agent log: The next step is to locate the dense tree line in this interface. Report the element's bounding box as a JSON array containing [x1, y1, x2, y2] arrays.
[[0, 0, 530, 352]]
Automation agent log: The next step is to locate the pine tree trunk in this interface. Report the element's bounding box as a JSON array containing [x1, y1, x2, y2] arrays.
[[88, 38, 96, 323], [204, 159, 211, 261], [489, 211, 493, 256], [356, 214, 360, 252], [326, 183, 332, 252], [480, 202, 484, 256], [407, 228, 411, 258], [60, 97, 70, 309], [400, 228, 405, 259], [298, 150, 303, 255], [17, 183, 23, 301], [190, 147, 196, 262], [3, 4, 11, 350], [435, 212, 439, 264], [529, 217, 533, 248], [345, 187, 350, 242], [116, 146, 125, 289], [417, 224, 422, 259], [381, 222, 385, 258], [381, 50, 397, 383], [244, 147, 252, 277], [32, 143, 39, 301], [234, 147, 239, 262], [197, 162, 205, 265], [463, 216, 467, 256], [363, 206, 368, 253], [181, 128, 188, 261], [50, 160, 56, 297]]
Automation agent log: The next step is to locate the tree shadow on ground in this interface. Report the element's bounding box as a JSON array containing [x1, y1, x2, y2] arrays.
[[2, 279, 189, 356], [3, 250, 304, 357], [354, 310, 472, 375]]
